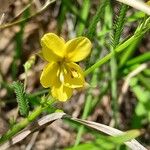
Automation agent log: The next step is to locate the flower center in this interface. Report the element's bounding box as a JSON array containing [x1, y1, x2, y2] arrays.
[[70, 68, 79, 78], [57, 62, 79, 84]]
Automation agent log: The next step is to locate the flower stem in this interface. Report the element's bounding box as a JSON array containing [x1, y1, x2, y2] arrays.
[[84, 36, 135, 76], [0, 96, 58, 146], [0, 106, 45, 144], [84, 17, 150, 76]]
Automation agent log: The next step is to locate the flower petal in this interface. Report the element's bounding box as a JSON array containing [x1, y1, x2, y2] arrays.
[[51, 84, 73, 101], [65, 37, 92, 62], [40, 62, 59, 88], [63, 62, 85, 88], [41, 33, 65, 62]]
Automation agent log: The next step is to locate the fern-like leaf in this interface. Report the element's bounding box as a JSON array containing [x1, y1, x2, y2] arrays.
[[112, 4, 128, 48], [86, 0, 109, 40], [12, 81, 29, 117]]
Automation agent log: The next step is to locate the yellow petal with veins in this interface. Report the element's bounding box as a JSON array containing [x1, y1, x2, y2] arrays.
[[51, 84, 73, 101], [40, 62, 60, 88], [41, 33, 65, 62], [39, 33, 92, 101], [63, 62, 85, 88], [65, 37, 92, 62]]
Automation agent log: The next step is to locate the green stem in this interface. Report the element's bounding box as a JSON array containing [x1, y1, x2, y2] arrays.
[[75, 68, 99, 146], [76, 0, 91, 36], [119, 38, 141, 67], [85, 17, 150, 76], [84, 35, 136, 76], [29, 89, 49, 97], [125, 52, 150, 66], [0, 97, 56, 144], [86, 0, 108, 40], [110, 54, 118, 126], [0, 106, 44, 144], [138, 74, 150, 91], [110, 4, 128, 127]]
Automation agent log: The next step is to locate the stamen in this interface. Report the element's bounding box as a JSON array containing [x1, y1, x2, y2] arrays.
[[70, 68, 79, 78], [59, 71, 64, 83]]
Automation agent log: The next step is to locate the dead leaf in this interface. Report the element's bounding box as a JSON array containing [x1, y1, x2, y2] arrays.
[[0, 112, 147, 150]]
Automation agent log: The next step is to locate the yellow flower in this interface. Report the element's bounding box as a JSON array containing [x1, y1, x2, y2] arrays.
[[40, 33, 92, 101]]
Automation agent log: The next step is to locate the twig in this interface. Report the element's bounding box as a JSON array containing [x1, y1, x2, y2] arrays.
[[11, 1, 33, 22], [0, 0, 56, 30]]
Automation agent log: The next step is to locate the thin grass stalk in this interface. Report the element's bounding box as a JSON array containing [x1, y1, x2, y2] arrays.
[[86, 0, 108, 40], [110, 4, 128, 127], [75, 68, 99, 146], [76, 0, 91, 36]]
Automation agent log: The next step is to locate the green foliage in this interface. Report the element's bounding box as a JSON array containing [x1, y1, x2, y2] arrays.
[[12, 81, 29, 117], [112, 4, 128, 48], [86, 0, 108, 40], [125, 52, 150, 67], [67, 130, 140, 150], [76, 0, 91, 36], [130, 78, 150, 127], [110, 3, 128, 127], [0, 0, 150, 148], [24, 55, 36, 72], [57, 0, 67, 34]]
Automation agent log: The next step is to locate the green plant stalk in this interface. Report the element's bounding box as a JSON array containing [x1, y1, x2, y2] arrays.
[[110, 55, 118, 126], [110, 4, 128, 127], [76, 1, 110, 140], [29, 89, 49, 97], [84, 35, 140, 76], [0, 106, 43, 144], [98, 0, 112, 41], [85, 0, 109, 68], [143, 68, 150, 77], [125, 51, 150, 66], [119, 38, 142, 67], [75, 68, 99, 146], [0, 97, 56, 144], [85, 16, 150, 75], [57, 0, 67, 34], [76, 0, 91, 36], [119, 16, 149, 68], [91, 83, 109, 111], [86, 0, 108, 40], [138, 74, 150, 91]]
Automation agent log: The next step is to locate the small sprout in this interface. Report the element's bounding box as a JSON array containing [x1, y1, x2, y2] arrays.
[[24, 55, 36, 72]]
